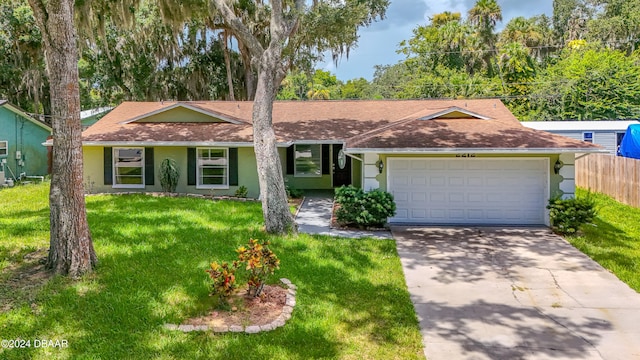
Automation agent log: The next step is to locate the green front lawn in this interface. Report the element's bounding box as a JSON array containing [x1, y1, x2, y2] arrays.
[[0, 183, 422, 359], [568, 188, 640, 292]]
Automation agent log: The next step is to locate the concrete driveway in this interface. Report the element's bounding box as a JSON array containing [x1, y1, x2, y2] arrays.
[[393, 226, 640, 360]]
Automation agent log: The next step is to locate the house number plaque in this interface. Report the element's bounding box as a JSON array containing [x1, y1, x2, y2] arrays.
[[455, 153, 476, 158]]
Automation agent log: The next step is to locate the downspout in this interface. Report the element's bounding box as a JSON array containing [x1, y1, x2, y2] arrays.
[[19, 116, 25, 174]]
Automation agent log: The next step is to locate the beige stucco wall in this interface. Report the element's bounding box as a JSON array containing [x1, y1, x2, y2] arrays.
[[137, 107, 226, 123], [84, 146, 571, 204], [83, 146, 260, 198]]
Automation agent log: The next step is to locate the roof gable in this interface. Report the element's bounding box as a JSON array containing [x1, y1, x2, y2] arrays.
[[122, 103, 246, 125], [0, 101, 51, 131], [419, 107, 490, 121], [83, 99, 603, 152]]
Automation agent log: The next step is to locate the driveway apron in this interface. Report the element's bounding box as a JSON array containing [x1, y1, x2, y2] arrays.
[[393, 226, 640, 360]]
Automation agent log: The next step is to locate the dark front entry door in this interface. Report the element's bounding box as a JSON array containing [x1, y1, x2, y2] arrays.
[[332, 144, 351, 187]]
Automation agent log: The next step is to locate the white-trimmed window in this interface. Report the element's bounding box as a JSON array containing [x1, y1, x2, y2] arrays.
[[0, 141, 7, 156], [583, 132, 594, 143], [113, 147, 144, 188], [197, 148, 228, 188], [294, 144, 322, 177]]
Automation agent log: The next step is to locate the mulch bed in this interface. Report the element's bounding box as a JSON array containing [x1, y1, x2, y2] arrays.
[[183, 285, 288, 327]]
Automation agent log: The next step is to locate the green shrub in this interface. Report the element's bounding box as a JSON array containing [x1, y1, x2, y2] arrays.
[[236, 239, 280, 297], [335, 185, 396, 228], [159, 158, 180, 193], [547, 196, 597, 235], [205, 261, 239, 304], [286, 185, 304, 198], [234, 185, 248, 198], [335, 184, 363, 204], [357, 189, 396, 227], [207, 239, 280, 301]]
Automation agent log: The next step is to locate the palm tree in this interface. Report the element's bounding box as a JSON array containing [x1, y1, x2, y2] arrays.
[[500, 17, 542, 49], [468, 0, 502, 76], [431, 11, 461, 27], [439, 20, 472, 70]]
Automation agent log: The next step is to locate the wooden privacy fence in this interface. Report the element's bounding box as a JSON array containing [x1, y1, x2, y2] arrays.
[[576, 154, 640, 207]]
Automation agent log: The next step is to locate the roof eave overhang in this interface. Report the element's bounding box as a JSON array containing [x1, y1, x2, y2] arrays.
[[290, 139, 345, 144], [2, 103, 52, 131], [344, 147, 608, 154], [82, 140, 293, 147], [82, 140, 346, 147]]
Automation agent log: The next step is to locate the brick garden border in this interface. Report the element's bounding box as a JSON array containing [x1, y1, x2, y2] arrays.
[[163, 278, 297, 334]]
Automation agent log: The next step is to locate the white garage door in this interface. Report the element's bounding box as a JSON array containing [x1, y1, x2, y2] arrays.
[[388, 158, 548, 225]]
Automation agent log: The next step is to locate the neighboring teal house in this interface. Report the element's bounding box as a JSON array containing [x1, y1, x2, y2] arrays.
[[82, 100, 605, 226], [81, 107, 112, 130], [0, 100, 51, 181]]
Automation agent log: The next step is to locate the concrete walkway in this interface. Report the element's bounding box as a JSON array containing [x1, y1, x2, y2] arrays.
[[295, 192, 391, 239], [394, 226, 640, 360]]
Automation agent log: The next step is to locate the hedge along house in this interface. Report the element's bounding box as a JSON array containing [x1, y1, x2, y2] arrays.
[[82, 99, 604, 225], [0, 100, 52, 182]]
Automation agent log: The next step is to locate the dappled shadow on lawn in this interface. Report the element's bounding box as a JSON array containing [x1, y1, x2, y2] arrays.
[[277, 236, 422, 356], [571, 216, 640, 291], [1, 195, 421, 359], [582, 217, 637, 249]]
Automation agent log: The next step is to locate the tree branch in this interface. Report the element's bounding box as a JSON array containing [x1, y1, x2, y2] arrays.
[[27, 0, 48, 36], [210, 0, 264, 58], [270, 0, 285, 41]]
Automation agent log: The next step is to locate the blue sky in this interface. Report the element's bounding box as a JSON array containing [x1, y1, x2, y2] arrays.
[[321, 0, 554, 81]]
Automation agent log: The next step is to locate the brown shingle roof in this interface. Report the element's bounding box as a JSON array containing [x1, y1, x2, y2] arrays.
[[82, 99, 602, 151], [347, 100, 602, 150]]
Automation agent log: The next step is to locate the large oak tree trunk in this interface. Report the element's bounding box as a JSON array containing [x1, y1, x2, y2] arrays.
[[222, 31, 235, 101], [239, 43, 256, 100], [252, 48, 296, 234], [29, 0, 97, 277]]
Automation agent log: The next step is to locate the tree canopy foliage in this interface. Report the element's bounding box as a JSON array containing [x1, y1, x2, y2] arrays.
[[3, 0, 640, 121]]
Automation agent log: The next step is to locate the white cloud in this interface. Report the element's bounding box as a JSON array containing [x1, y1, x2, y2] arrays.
[[323, 0, 554, 81]]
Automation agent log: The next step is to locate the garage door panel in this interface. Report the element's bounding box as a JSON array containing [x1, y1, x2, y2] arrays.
[[467, 193, 484, 203], [395, 208, 409, 220], [388, 158, 548, 225], [428, 209, 446, 219], [411, 192, 426, 202], [430, 177, 446, 186], [410, 161, 427, 170], [392, 176, 409, 186], [390, 159, 410, 170], [468, 209, 484, 220], [449, 209, 465, 219], [486, 176, 505, 186], [411, 209, 427, 219], [486, 209, 503, 219], [449, 193, 464, 202], [411, 176, 426, 185], [448, 177, 464, 186], [467, 177, 483, 186]]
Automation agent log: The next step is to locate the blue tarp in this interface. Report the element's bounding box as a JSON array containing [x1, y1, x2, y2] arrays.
[[619, 124, 640, 159]]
